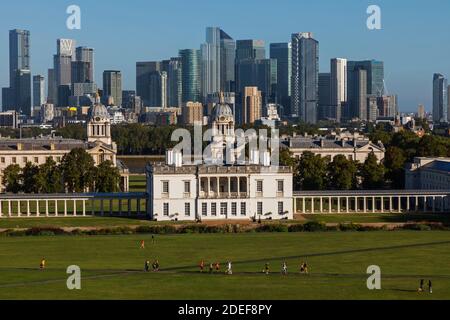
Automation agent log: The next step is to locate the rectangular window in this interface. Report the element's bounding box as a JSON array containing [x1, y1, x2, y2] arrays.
[[185, 203, 190, 216], [34, 157, 39, 163], [23, 157, 28, 163], [184, 181, 190, 194], [220, 203, 227, 216], [163, 203, 169, 216], [12, 157, 16, 164], [56, 157, 61, 162], [231, 202, 237, 216], [277, 180, 284, 193], [0, 157, 5, 164], [278, 202, 284, 214], [202, 203, 207, 216], [257, 202, 263, 215], [211, 203, 217, 216], [162, 181, 169, 194], [240, 203, 247, 216], [256, 180, 263, 193]]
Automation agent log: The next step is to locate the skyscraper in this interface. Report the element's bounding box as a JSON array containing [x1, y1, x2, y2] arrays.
[[330, 58, 347, 122], [47, 69, 56, 104], [179, 49, 201, 103], [103, 70, 123, 106], [220, 30, 236, 92], [33, 75, 45, 108], [75, 47, 94, 82], [432, 73, 448, 123], [318, 73, 331, 121], [166, 58, 182, 107], [2, 29, 31, 115], [348, 67, 368, 120], [71, 61, 92, 84], [236, 40, 265, 62], [241, 87, 262, 125], [347, 60, 384, 97], [418, 104, 425, 119], [148, 71, 168, 108], [136, 61, 162, 106], [291, 32, 319, 123], [270, 42, 291, 115], [53, 39, 76, 107], [236, 58, 277, 106], [201, 27, 221, 101]]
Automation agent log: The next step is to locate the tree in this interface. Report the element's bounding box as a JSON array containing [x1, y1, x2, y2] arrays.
[[35, 158, 63, 193], [60, 148, 96, 193], [279, 148, 297, 168], [94, 160, 121, 193], [384, 146, 406, 189], [2, 164, 22, 193], [417, 135, 449, 157], [21, 162, 40, 193], [360, 152, 385, 190], [296, 152, 328, 190], [327, 155, 358, 190]]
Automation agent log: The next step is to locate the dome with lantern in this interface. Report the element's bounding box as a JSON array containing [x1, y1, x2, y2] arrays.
[[88, 93, 109, 122], [211, 92, 234, 123]]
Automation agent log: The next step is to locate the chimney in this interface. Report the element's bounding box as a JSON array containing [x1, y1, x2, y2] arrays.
[[16, 143, 23, 151], [166, 149, 174, 166], [50, 143, 56, 151]]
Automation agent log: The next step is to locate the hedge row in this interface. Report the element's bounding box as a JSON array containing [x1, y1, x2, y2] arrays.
[[1, 222, 449, 237]]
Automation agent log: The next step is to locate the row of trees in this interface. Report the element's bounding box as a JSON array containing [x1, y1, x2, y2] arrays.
[[287, 151, 385, 191], [2, 149, 121, 194]]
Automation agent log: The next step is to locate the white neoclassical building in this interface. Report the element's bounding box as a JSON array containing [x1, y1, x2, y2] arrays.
[[147, 97, 293, 221], [0, 97, 129, 192]]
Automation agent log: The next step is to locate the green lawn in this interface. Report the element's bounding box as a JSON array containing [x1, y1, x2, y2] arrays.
[[0, 231, 449, 299]]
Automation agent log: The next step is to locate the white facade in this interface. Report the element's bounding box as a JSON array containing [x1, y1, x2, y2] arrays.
[[147, 164, 293, 221], [405, 157, 450, 190]]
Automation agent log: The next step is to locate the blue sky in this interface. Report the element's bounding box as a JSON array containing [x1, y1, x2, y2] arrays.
[[1, 0, 449, 112]]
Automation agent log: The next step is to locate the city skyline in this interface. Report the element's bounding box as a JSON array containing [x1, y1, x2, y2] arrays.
[[1, 0, 450, 112]]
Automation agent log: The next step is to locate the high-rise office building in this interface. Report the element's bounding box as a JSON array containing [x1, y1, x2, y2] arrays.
[[166, 58, 182, 107], [201, 27, 221, 101], [220, 30, 236, 92], [179, 49, 201, 103], [136, 61, 162, 106], [182, 101, 203, 125], [330, 58, 347, 122], [291, 32, 319, 123], [236, 40, 265, 62], [270, 42, 291, 115], [318, 73, 331, 121], [432, 73, 448, 123], [103, 70, 122, 106], [75, 47, 94, 82], [418, 104, 426, 119], [148, 71, 168, 108], [367, 96, 378, 122], [53, 39, 76, 107], [236, 58, 277, 106], [47, 69, 56, 104], [71, 61, 92, 84], [347, 60, 384, 96], [33, 75, 45, 108], [241, 87, 262, 125], [348, 67, 368, 121], [2, 29, 32, 115]]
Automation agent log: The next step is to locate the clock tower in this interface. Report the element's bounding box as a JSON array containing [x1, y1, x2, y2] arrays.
[[87, 96, 112, 146]]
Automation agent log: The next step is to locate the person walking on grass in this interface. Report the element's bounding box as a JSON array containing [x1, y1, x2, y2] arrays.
[[152, 260, 160, 272], [282, 261, 288, 275], [429, 280, 433, 294], [263, 262, 270, 275], [199, 260, 205, 273], [40, 258, 46, 270], [226, 261, 233, 275], [215, 262, 220, 273], [418, 279, 424, 292], [209, 263, 214, 274], [140, 240, 145, 249], [144, 260, 150, 272]]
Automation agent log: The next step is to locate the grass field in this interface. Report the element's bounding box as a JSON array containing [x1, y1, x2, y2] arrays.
[[0, 231, 449, 300]]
